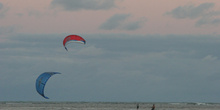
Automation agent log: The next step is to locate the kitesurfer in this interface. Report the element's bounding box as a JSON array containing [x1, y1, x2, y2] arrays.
[[137, 103, 139, 110], [151, 104, 155, 110]]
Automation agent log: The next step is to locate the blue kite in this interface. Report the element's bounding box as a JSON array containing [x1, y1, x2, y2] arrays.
[[36, 72, 61, 99]]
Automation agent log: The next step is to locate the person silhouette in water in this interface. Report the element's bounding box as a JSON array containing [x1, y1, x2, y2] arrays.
[[137, 104, 139, 110], [151, 104, 155, 110]]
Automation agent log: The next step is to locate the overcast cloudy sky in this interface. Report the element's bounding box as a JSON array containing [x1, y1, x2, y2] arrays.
[[1, 0, 220, 103]]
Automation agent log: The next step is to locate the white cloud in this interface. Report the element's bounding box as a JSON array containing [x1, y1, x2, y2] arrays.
[[202, 55, 218, 61], [76, 45, 104, 56]]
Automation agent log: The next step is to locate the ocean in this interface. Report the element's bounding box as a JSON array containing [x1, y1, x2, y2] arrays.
[[0, 102, 220, 110]]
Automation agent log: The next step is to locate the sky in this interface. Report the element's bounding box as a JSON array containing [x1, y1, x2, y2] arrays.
[[1, 0, 220, 103]]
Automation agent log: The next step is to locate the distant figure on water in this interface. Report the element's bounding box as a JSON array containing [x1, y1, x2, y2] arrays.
[[137, 104, 139, 110], [151, 104, 155, 110]]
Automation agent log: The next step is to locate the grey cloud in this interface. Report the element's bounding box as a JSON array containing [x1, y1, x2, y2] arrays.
[[100, 14, 145, 31], [196, 17, 220, 27], [0, 26, 15, 35], [122, 20, 145, 30], [51, 0, 116, 11], [166, 3, 214, 19], [28, 10, 44, 17], [212, 18, 220, 24], [99, 14, 130, 30], [0, 2, 3, 9], [0, 2, 8, 18], [167, 3, 220, 27]]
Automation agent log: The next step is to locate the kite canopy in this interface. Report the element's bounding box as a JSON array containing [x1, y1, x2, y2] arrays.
[[36, 72, 61, 99], [63, 35, 86, 51]]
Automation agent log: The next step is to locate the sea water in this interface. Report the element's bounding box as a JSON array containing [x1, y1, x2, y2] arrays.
[[0, 102, 220, 110]]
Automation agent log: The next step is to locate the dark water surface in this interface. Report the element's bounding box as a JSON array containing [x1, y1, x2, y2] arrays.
[[0, 102, 220, 110]]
